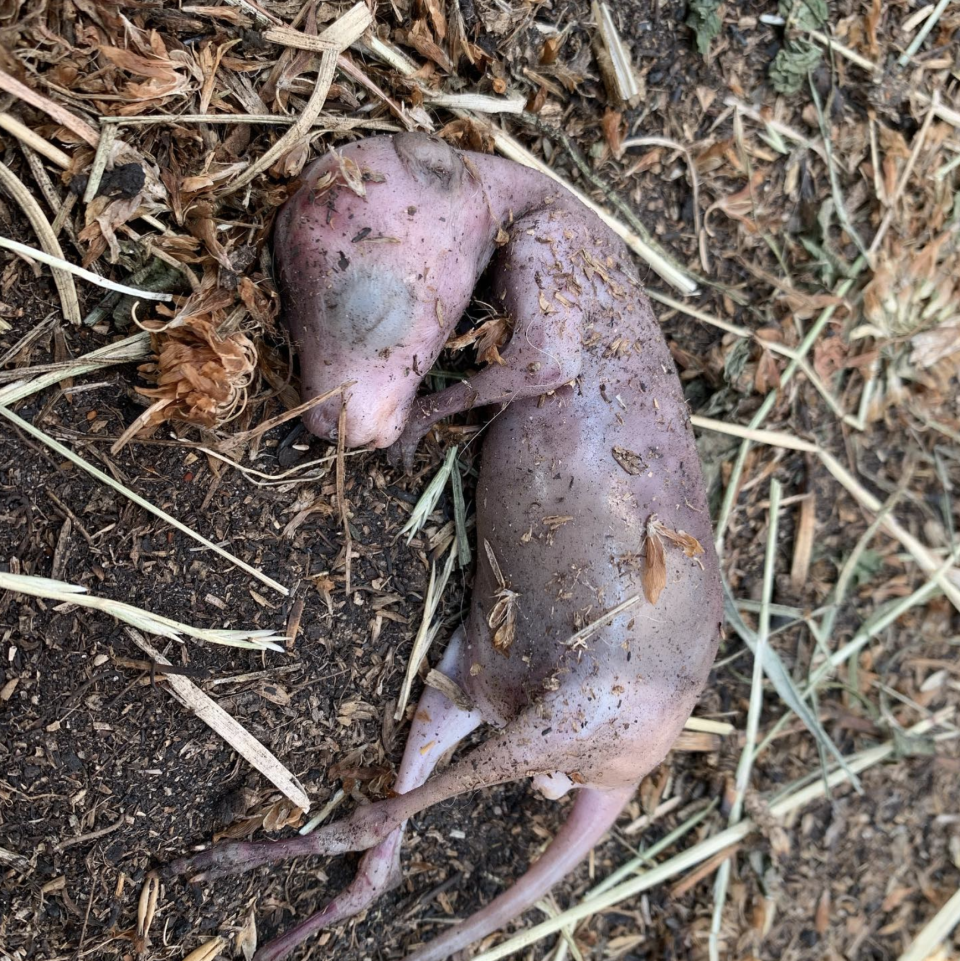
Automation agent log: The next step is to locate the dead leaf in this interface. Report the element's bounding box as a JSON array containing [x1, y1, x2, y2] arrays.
[[643, 521, 667, 605], [705, 171, 766, 233], [643, 514, 705, 605], [540, 35, 563, 65], [754, 347, 781, 394], [236, 907, 257, 961], [484, 540, 519, 655], [650, 517, 705, 558], [438, 118, 495, 153], [813, 335, 848, 381], [602, 109, 624, 159], [911, 323, 960, 369], [262, 798, 302, 832], [446, 315, 512, 366], [424, 668, 475, 712]]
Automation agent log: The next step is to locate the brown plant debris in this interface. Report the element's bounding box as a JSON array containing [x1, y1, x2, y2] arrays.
[[112, 317, 257, 453]]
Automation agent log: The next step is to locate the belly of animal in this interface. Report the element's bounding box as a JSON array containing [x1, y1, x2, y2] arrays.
[[167, 132, 722, 961]]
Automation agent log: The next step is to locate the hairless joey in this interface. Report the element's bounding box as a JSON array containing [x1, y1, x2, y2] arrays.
[[168, 133, 722, 961]]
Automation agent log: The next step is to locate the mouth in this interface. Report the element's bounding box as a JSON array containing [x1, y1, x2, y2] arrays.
[[301, 390, 409, 449]]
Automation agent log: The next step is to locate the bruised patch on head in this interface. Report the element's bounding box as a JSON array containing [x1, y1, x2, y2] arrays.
[[323, 267, 418, 351]]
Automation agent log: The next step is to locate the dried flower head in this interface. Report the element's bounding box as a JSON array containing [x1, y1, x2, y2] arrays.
[[112, 317, 257, 453], [862, 233, 960, 340]]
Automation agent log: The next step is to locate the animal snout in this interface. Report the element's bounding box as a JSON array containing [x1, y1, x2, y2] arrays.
[[302, 395, 342, 442], [302, 391, 408, 449]]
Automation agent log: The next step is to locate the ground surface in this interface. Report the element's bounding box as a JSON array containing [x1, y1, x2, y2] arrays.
[[1, 2, 959, 961]]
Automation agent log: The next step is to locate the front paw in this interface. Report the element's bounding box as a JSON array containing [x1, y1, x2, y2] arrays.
[[385, 425, 424, 473]]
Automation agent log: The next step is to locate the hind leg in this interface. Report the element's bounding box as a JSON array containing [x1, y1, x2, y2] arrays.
[[170, 629, 483, 961]]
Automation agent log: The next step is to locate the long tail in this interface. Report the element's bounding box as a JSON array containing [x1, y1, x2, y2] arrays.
[[404, 782, 636, 961]]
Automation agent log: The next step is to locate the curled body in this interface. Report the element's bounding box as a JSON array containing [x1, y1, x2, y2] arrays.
[[171, 133, 722, 961]]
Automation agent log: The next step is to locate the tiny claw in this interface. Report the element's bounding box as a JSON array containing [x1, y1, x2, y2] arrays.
[[386, 430, 421, 473]]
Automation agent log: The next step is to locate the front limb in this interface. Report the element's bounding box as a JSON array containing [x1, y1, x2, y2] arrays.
[[393, 211, 588, 465]]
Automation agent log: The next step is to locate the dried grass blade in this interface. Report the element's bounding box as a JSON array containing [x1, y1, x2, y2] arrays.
[[399, 445, 459, 543], [897, 0, 952, 66], [394, 543, 457, 721], [897, 885, 960, 961], [450, 455, 471, 567], [0, 572, 285, 651], [722, 577, 860, 790], [221, 3, 372, 197], [0, 237, 174, 302], [0, 331, 151, 405], [592, 1, 640, 104], [710, 480, 781, 959], [127, 629, 309, 811], [0, 162, 81, 324], [0, 113, 71, 168], [694, 415, 960, 612], [0, 405, 289, 596]]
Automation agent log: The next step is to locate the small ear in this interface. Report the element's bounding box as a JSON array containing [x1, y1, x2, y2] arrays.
[[393, 133, 466, 190]]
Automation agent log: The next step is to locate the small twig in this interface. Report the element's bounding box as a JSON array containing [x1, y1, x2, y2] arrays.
[[591, 1, 640, 103], [428, 92, 525, 114], [101, 112, 398, 132], [82, 121, 117, 204], [0, 65, 100, 146], [57, 814, 128, 851], [221, 381, 353, 447], [806, 28, 882, 74], [560, 591, 644, 650]]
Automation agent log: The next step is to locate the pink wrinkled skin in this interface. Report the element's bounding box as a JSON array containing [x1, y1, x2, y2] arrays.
[[170, 134, 722, 961]]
